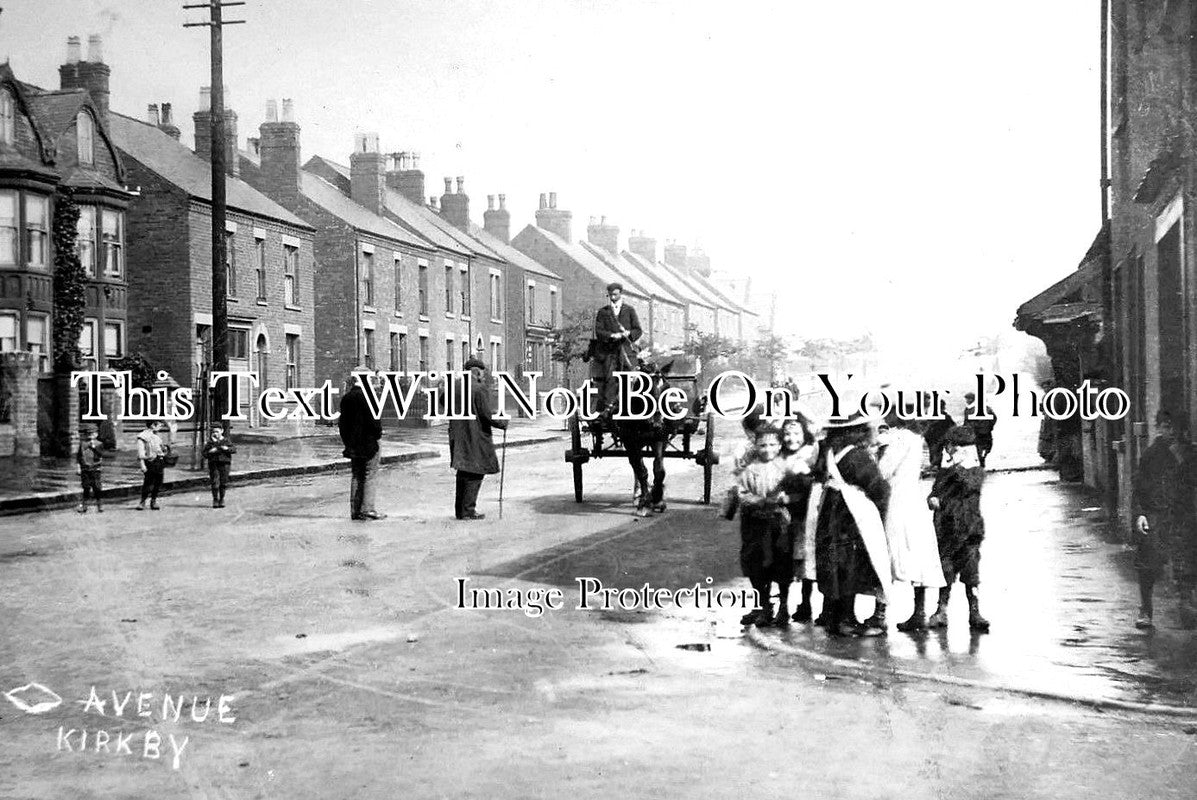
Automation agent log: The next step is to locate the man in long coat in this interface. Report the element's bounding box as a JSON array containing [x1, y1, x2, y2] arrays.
[[339, 367, 385, 521], [1133, 409, 1197, 629], [593, 282, 642, 411], [450, 358, 509, 520]]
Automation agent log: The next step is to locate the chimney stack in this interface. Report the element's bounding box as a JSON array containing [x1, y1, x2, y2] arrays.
[[258, 97, 303, 199], [158, 103, 181, 139], [193, 86, 238, 178], [664, 242, 689, 270], [59, 34, 111, 118], [628, 230, 658, 263], [440, 174, 470, 231], [587, 215, 619, 254], [350, 132, 386, 214], [686, 248, 712, 277], [385, 150, 426, 204], [484, 191, 511, 243], [265, 98, 278, 123], [535, 191, 572, 242]]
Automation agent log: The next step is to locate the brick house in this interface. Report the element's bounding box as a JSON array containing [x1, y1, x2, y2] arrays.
[[0, 39, 132, 456], [105, 96, 317, 426], [624, 236, 718, 338]]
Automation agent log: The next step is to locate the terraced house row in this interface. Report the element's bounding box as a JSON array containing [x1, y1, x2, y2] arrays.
[[0, 35, 758, 457]]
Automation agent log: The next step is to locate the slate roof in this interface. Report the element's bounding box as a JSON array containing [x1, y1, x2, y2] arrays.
[[23, 89, 89, 141], [296, 167, 429, 248], [654, 256, 726, 309], [579, 241, 684, 306], [621, 250, 713, 309], [108, 111, 310, 229], [522, 225, 649, 299], [1016, 225, 1107, 324], [467, 223, 560, 280]]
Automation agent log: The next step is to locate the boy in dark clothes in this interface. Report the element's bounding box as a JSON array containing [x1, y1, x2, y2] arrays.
[[927, 425, 989, 632], [736, 425, 793, 627], [76, 425, 104, 513], [203, 427, 237, 508]]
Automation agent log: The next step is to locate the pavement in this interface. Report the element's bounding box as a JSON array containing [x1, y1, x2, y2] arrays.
[[0, 416, 566, 515], [2, 431, 1196, 797]]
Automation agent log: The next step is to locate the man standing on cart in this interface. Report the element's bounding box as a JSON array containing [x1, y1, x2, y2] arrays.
[[593, 282, 643, 413]]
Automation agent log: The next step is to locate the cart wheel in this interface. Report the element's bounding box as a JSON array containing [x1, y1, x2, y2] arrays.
[[568, 414, 585, 502], [702, 411, 717, 504]]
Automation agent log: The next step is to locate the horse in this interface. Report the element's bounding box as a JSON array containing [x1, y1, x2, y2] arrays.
[[610, 358, 679, 517]]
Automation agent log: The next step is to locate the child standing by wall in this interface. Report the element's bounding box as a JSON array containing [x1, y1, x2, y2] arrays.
[[927, 425, 989, 632], [780, 415, 819, 622], [203, 427, 237, 508], [736, 424, 793, 627], [76, 425, 104, 513]]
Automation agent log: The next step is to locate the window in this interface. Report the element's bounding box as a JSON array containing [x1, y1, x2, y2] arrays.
[[491, 341, 501, 372], [77, 206, 97, 277], [255, 237, 267, 301], [527, 284, 536, 323], [489, 273, 502, 320], [284, 245, 299, 306], [77, 111, 94, 165], [0, 191, 17, 265], [224, 230, 236, 296], [393, 257, 402, 312], [363, 328, 375, 368], [101, 209, 123, 278], [389, 332, 400, 371], [445, 339, 454, 371], [79, 319, 98, 369], [418, 264, 429, 315], [460, 266, 471, 316], [361, 250, 375, 306], [0, 312, 17, 352], [25, 314, 48, 371], [103, 321, 124, 359], [286, 334, 300, 389], [461, 341, 470, 369], [444, 265, 453, 313], [0, 88, 13, 144], [549, 288, 558, 326], [399, 332, 408, 372], [228, 327, 248, 360], [25, 195, 48, 268], [418, 335, 428, 371]]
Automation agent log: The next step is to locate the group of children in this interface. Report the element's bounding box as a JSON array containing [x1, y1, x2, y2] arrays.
[[727, 403, 990, 636], [74, 424, 236, 512]]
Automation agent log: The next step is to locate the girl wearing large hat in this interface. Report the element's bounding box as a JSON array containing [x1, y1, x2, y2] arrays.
[[813, 410, 893, 637]]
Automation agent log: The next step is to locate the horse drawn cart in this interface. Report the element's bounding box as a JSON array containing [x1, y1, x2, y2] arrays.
[[563, 372, 720, 508]]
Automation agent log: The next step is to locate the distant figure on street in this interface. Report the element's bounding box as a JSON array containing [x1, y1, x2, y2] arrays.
[[76, 424, 104, 514], [926, 425, 989, 632], [203, 427, 237, 509], [449, 358, 509, 520], [1132, 410, 1197, 630], [593, 282, 642, 412], [922, 397, 956, 472], [339, 367, 386, 521], [135, 420, 166, 511], [963, 391, 997, 468]]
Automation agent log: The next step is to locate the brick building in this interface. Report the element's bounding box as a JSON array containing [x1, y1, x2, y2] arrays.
[[106, 93, 317, 425], [0, 38, 132, 456], [622, 239, 718, 340]]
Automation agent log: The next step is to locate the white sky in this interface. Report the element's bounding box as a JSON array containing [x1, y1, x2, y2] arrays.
[[3, 0, 1100, 361]]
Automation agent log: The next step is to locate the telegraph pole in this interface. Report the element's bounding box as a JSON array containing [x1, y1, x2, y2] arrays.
[[185, 1, 244, 432]]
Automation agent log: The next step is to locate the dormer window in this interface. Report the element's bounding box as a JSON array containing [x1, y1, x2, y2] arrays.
[[77, 111, 94, 165], [0, 89, 14, 144]]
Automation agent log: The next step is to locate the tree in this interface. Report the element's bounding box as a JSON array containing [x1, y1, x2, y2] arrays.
[[550, 308, 594, 385], [794, 333, 875, 372], [753, 329, 792, 383], [682, 324, 740, 384], [52, 193, 85, 373]]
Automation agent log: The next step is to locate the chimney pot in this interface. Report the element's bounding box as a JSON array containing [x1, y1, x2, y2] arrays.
[[147, 104, 160, 125], [66, 36, 82, 64], [87, 34, 104, 64], [281, 98, 294, 122], [498, 194, 506, 210], [444, 177, 453, 194], [265, 98, 278, 123], [539, 193, 547, 210], [430, 196, 439, 210], [199, 86, 212, 110], [549, 192, 558, 209], [456, 176, 464, 194], [354, 132, 379, 153], [601, 215, 607, 225], [161, 103, 173, 125], [487, 195, 495, 211], [412, 152, 421, 169]]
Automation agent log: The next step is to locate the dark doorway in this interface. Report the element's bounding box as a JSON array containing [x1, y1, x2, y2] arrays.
[[1156, 223, 1186, 419]]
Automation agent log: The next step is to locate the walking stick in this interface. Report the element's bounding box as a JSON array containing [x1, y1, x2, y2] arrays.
[[498, 427, 508, 519]]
